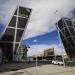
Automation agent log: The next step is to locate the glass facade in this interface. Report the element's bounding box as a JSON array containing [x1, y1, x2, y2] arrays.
[[57, 18, 75, 58], [0, 6, 31, 61]]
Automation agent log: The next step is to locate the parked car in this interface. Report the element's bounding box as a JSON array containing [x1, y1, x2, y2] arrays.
[[52, 60, 64, 65], [52, 60, 58, 65]]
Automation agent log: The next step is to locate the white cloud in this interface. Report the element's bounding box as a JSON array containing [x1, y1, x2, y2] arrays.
[[0, 0, 17, 25], [21, 0, 75, 39], [27, 44, 66, 56], [27, 44, 50, 56], [1, 0, 74, 57], [0, 0, 75, 39]]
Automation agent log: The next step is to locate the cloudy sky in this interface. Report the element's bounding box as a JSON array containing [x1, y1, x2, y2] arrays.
[[0, 0, 75, 56]]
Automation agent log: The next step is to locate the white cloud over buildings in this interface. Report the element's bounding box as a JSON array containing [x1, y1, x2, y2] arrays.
[[21, 0, 75, 39], [27, 44, 65, 56], [0, 0, 75, 39], [0, 0, 75, 56]]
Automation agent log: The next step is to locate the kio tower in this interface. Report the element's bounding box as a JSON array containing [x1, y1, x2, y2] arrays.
[[0, 6, 32, 61], [57, 18, 75, 58]]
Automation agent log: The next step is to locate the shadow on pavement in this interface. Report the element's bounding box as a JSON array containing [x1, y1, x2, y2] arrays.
[[0, 61, 51, 73]]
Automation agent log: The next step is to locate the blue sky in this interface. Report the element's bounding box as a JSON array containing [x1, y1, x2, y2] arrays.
[[21, 30, 64, 56], [22, 31, 65, 56], [21, 30, 60, 46], [0, 24, 3, 33], [0, 24, 4, 39], [0, 0, 75, 56]]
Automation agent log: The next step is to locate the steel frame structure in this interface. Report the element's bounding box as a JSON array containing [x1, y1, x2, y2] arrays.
[[0, 6, 32, 61], [56, 17, 75, 58]]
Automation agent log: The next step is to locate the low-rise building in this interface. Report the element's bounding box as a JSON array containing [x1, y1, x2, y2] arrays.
[[44, 48, 55, 60], [33, 48, 55, 60]]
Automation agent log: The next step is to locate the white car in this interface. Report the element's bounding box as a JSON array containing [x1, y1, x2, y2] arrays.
[[57, 61, 64, 65], [52, 60, 64, 65], [52, 60, 58, 65]]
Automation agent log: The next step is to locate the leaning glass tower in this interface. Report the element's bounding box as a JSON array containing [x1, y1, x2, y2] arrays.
[[0, 6, 32, 61], [56, 18, 75, 58]]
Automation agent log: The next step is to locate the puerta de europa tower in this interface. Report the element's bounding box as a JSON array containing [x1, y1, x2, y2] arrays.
[[0, 6, 32, 61], [57, 18, 75, 58]]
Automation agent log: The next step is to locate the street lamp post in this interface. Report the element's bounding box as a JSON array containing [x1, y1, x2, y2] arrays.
[[54, 10, 66, 67], [36, 55, 37, 67], [33, 39, 38, 68]]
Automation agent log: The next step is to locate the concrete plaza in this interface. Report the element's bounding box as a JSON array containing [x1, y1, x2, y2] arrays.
[[0, 63, 75, 75]]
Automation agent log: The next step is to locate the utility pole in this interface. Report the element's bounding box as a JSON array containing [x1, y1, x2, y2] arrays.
[[54, 10, 66, 67], [33, 39, 38, 68]]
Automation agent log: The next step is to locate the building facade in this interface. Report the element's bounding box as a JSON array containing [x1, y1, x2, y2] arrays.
[[44, 48, 54, 57], [17, 45, 28, 61], [44, 48, 55, 60], [56, 18, 75, 58], [33, 48, 55, 60], [0, 6, 32, 61]]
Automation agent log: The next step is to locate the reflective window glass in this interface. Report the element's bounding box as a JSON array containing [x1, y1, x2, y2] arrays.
[[64, 28, 70, 37], [59, 32, 64, 40], [0, 42, 13, 60], [0, 28, 15, 42], [65, 20, 72, 27], [16, 29, 24, 42], [19, 7, 31, 18], [68, 27, 75, 36], [58, 19, 63, 29], [17, 17, 27, 28], [8, 16, 16, 27]]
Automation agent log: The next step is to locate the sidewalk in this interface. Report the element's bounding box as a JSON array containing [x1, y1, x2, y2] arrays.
[[25, 65, 75, 75], [0, 64, 75, 75]]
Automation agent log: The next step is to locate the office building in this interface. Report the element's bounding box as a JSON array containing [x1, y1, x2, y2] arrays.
[[33, 48, 55, 60], [0, 6, 32, 61], [56, 18, 75, 58], [44, 48, 55, 60]]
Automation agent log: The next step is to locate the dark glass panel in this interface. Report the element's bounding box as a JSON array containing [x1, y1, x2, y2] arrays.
[[73, 22, 75, 27], [67, 37, 75, 47], [65, 20, 72, 26], [14, 43, 19, 54], [4, 28, 15, 36], [14, 9, 17, 15], [61, 33, 75, 58], [68, 27, 74, 32], [19, 7, 31, 17], [0, 42, 13, 61], [61, 29, 65, 34], [0, 28, 15, 42], [59, 32, 64, 40], [8, 16, 16, 27], [72, 37, 75, 42], [0, 35, 14, 42], [62, 39, 73, 58], [63, 21, 66, 27], [16, 29, 24, 42], [68, 27, 75, 36], [62, 39, 69, 48], [17, 17, 27, 28], [15, 43, 19, 51], [70, 37, 75, 47], [64, 28, 70, 37], [58, 19, 63, 29]]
